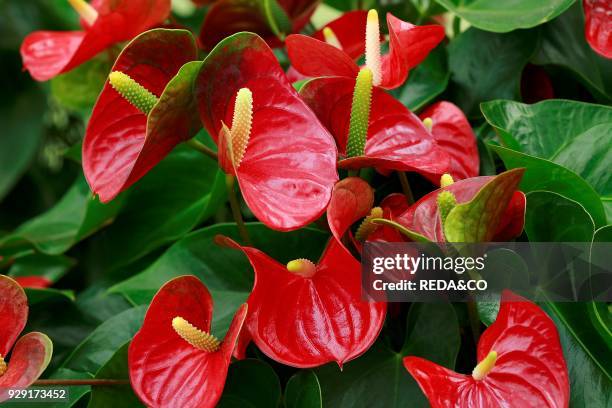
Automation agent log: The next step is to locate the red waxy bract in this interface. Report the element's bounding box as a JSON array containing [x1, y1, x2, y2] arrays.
[[218, 236, 386, 368], [286, 13, 445, 90], [196, 32, 338, 231], [419, 101, 479, 180], [583, 0, 612, 59], [0, 275, 53, 403], [20, 0, 171, 81], [404, 290, 570, 408], [300, 76, 450, 180], [129, 276, 247, 408], [13, 276, 52, 289], [327, 177, 374, 245], [82, 29, 198, 203]]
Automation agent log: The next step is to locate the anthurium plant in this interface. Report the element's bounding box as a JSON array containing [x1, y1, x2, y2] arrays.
[[0, 0, 610, 407]]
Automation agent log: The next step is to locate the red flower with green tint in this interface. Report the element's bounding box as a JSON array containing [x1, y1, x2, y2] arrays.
[[300, 74, 450, 179], [83, 29, 200, 203], [0, 275, 53, 403], [196, 32, 338, 231], [286, 10, 445, 90], [583, 0, 612, 58], [218, 236, 386, 368], [199, 0, 319, 51], [129, 275, 248, 408], [20, 0, 171, 81], [404, 290, 570, 407]]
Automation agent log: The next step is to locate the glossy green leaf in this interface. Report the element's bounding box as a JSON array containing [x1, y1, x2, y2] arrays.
[[448, 27, 537, 117], [285, 370, 322, 408], [110, 223, 327, 335], [25, 288, 75, 306], [590, 226, 612, 349], [532, 3, 612, 102], [89, 342, 144, 408], [8, 253, 74, 284], [316, 303, 460, 408], [218, 359, 281, 407], [0, 176, 124, 255], [444, 168, 524, 242], [434, 0, 573, 32], [490, 144, 607, 227], [391, 45, 449, 111], [51, 56, 112, 111], [482, 99, 612, 220]]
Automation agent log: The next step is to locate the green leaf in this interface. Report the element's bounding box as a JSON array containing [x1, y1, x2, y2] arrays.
[[482, 99, 612, 219], [447, 28, 537, 117], [434, 0, 574, 32], [532, 3, 612, 102], [391, 45, 449, 111], [0, 176, 124, 255], [316, 303, 460, 408], [218, 359, 281, 407], [285, 370, 322, 408], [89, 342, 144, 408], [51, 56, 112, 111], [444, 168, 524, 242], [61, 306, 146, 374], [524, 191, 595, 242], [490, 144, 607, 227], [88, 144, 224, 271], [25, 288, 75, 306], [8, 253, 74, 284], [110, 223, 327, 335]]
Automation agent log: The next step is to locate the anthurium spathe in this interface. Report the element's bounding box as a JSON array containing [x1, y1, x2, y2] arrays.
[[217, 235, 386, 368], [396, 170, 526, 242], [82, 29, 200, 203], [286, 10, 445, 90], [404, 290, 570, 407], [583, 0, 612, 58], [20, 0, 171, 81], [195, 32, 338, 231], [300, 75, 450, 179], [129, 275, 248, 408], [419, 101, 479, 180], [0, 275, 53, 402], [199, 0, 319, 51]]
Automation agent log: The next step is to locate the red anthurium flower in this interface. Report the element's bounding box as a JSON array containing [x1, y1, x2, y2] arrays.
[[419, 101, 479, 180], [217, 235, 386, 368], [13, 276, 52, 289], [583, 0, 612, 58], [129, 275, 248, 408], [300, 75, 450, 179], [199, 0, 319, 51], [286, 10, 445, 90], [20, 0, 171, 81], [0, 275, 53, 403], [396, 174, 526, 242], [404, 290, 570, 407], [196, 32, 338, 231], [82, 29, 199, 203]]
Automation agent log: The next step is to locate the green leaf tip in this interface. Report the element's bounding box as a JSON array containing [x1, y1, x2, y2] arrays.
[[346, 68, 374, 158], [108, 71, 159, 115]]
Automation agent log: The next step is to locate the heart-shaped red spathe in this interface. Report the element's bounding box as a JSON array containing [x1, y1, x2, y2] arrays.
[[419, 101, 479, 181], [82, 29, 198, 203], [312, 10, 369, 59], [218, 236, 386, 368], [20, 0, 171, 81], [404, 290, 570, 408], [286, 13, 445, 90], [198, 0, 319, 51], [13, 276, 52, 289], [583, 0, 612, 59], [300, 76, 450, 180], [195, 32, 338, 231], [129, 275, 248, 408], [0, 275, 53, 403], [396, 176, 526, 242], [327, 177, 374, 245]]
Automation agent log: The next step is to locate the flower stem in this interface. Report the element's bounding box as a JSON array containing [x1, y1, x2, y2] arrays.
[[225, 175, 252, 245], [397, 172, 414, 204], [33, 379, 129, 386], [185, 138, 218, 161]]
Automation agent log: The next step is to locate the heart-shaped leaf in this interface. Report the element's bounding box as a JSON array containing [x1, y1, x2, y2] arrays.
[[218, 359, 282, 407], [285, 370, 322, 408]]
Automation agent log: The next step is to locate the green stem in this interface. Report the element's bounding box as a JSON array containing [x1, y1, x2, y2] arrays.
[[397, 172, 414, 204], [33, 379, 129, 386], [225, 175, 252, 245], [185, 138, 218, 161]]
